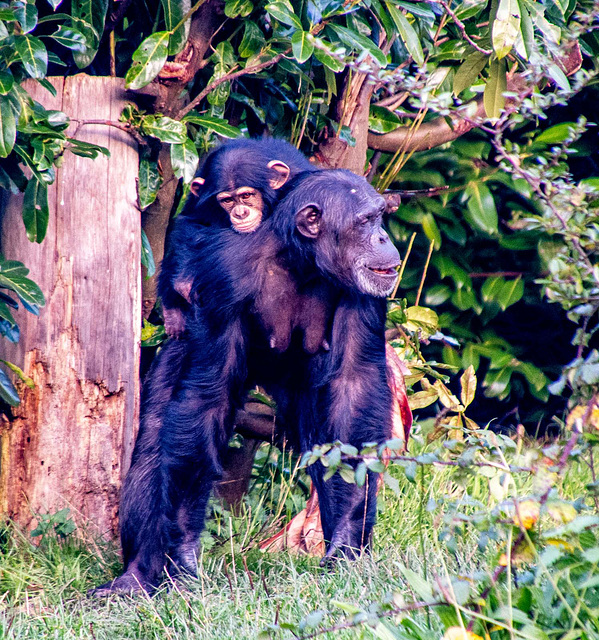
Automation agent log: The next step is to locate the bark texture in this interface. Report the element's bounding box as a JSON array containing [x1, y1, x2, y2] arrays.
[[0, 76, 141, 538]]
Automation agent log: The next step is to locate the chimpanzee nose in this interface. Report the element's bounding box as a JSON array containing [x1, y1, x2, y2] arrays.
[[236, 207, 250, 220]]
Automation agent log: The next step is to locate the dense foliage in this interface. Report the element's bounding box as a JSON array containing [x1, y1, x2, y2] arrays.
[[0, 1, 598, 428]]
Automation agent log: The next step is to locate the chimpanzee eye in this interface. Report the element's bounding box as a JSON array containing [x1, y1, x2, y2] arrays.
[[221, 197, 234, 205], [241, 192, 252, 201]]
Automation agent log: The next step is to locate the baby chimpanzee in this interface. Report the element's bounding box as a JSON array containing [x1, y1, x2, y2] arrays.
[[158, 138, 329, 352]]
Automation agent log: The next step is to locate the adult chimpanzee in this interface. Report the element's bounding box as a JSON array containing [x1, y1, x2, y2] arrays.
[[158, 138, 322, 349], [93, 169, 400, 595]]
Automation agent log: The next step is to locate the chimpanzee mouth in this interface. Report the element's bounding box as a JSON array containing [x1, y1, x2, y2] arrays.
[[356, 263, 400, 296], [366, 266, 397, 277]]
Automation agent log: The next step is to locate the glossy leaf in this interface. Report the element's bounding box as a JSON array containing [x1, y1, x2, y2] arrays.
[[385, 1, 424, 65], [368, 105, 401, 133], [71, 0, 107, 68], [534, 122, 577, 146], [138, 158, 162, 210], [14, 34, 48, 79], [497, 276, 524, 310], [141, 230, 156, 278], [182, 113, 242, 138], [329, 24, 387, 67], [313, 46, 345, 72], [161, 0, 191, 55], [171, 138, 199, 183], [0, 260, 45, 307], [141, 115, 187, 143], [492, 0, 521, 58], [13, 1, 38, 33], [225, 0, 253, 18], [291, 30, 314, 63], [0, 366, 19, 406], [484, 57, 507, 120], [239, 21, 265, 58], [422, 212, 442, 248], [464, 182, 498, 234], [125, 31, 170, 90], [0, 95, 16, 157], [50, 25, 87, 52], [22, 178, 49, 243], [453, 51, 488, 95], [265, 2, 302, 29], [47, 0, 63, 7]]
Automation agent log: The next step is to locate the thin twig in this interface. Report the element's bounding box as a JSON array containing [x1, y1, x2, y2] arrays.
[[70, 119, 147, 147], [177, 49, 291, 120], [391, 232, 416, 299], [415, 239, 434, 306], [427, 0, 492, 55]]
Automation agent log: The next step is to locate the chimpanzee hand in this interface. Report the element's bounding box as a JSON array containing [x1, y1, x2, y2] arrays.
[[163, 307, 187, 338]]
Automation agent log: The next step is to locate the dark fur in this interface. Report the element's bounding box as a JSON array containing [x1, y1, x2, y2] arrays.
[[92, 170, 399, 594], [158, 138, 325, 352]]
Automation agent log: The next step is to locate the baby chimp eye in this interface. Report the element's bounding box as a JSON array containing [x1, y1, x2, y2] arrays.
[[241, 192, 252, 201], [221, 197, 234, 205]]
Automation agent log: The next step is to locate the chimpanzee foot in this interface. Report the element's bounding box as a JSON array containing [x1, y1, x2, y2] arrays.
[[88, 571, 152, 597], [319, 524, 360, 567]]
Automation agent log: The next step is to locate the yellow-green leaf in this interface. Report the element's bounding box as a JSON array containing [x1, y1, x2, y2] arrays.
[[492, 0, 521, 58], [460, 365, 477, 408], [484, 57, 507, 121]]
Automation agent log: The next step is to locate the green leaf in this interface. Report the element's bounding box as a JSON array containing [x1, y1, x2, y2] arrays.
[[492, 0, 521, 58], [421, 212, 442, 248], [291, 30, 314, 63], [398, 565, 434, 601], [368, 105, 400, 133], [0, 94, 16, 157], [125, 31, 170, 90], [141, 115, 186, 143], [464, 182, 498, 234], [329, 23, 387, 67], [0, 300, 15, 326], [14, 34, 48, 79], [453, 50, 488, 95], [22, 178, 49, 243], [13, 1, 38, 33], [451, 285, 478, 311], [481, 275, 504, 303], [50, 25, 87, 52], [385, 1, 424, 65], [0, 261, 45, 307], [533, 122, 577, 146], [225, 0, 253, 18], [71, 0, 108, 68], [484, 57, 507, 120], [404, 306, 439, 334], [1, 360, 34, 388], [182, 113, 242, 138], [141, 230, 156, 278], [138, 158, 162, 210], [265, 2, 302, 29], [497, 277, 524, 310], [239, 21, 265, 58], [484, 366, 511, 398], [171, 138, 199, 183], [313, 47, 344, 73], [161, 0, 191, 56], [0, 366, 20, 406]]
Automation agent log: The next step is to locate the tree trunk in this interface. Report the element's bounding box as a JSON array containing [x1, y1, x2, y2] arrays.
[[0, 76, 140, 539]]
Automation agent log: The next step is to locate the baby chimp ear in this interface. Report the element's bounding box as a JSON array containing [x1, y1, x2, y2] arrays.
[[190, 176, 205, 196], [267, 160, 290, 190], [295, 205, 321, 239]]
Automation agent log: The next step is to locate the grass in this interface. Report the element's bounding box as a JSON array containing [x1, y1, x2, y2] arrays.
[[0, 430, 595, 640]]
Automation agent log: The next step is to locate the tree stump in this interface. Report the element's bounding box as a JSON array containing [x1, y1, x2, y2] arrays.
[[0, 76, 140, 538]]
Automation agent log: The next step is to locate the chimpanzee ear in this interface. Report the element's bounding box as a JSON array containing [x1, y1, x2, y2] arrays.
[[296, 205, 321, 239], [267, 160, 290, 190], [190, 176, 205, 196]]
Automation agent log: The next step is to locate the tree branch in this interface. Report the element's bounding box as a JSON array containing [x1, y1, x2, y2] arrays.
[[368, 42, 582, 154]]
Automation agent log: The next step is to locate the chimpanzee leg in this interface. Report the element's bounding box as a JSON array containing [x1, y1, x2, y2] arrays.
[[91, 320, 247, 595], [302, 300, 392, 561]]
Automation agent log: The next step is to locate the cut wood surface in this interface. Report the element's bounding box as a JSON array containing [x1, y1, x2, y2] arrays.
[[0, 76, 140, 538]]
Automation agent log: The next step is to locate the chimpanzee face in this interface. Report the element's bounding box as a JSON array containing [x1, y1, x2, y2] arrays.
[[293, 171, 400, 297], [189, 160, 291, 234]]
